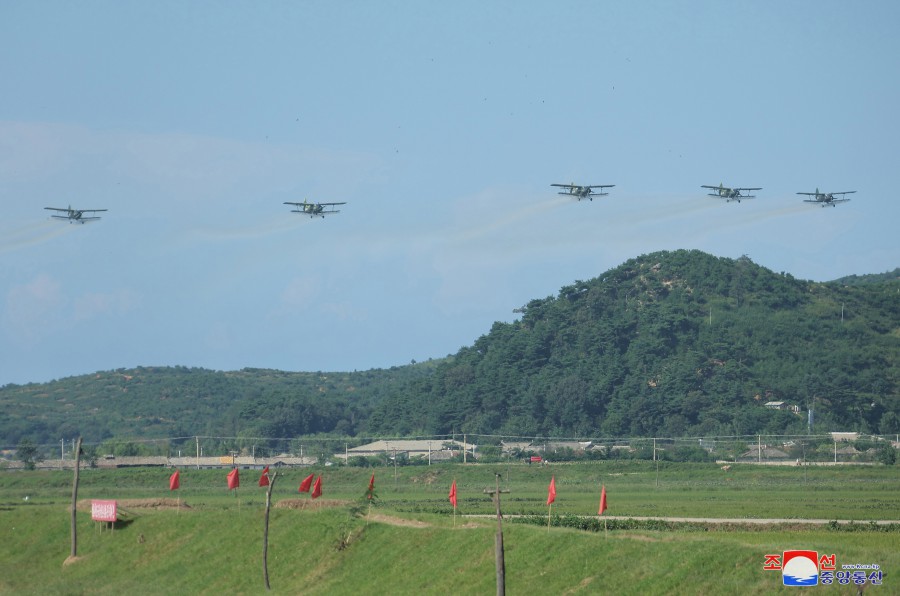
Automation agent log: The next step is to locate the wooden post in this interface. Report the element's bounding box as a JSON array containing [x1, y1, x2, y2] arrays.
[[484, 473, 509, 596], [262, 470, 277, 590], [70, 436, 83, 559]]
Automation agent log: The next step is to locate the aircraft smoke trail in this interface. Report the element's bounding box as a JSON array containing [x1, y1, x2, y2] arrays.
[[187, 214, 303, 242], [615, 194, 721, 227], [453, 193, 568, 244], [0, 220, 75, 255], [738, 201, 812, 224]]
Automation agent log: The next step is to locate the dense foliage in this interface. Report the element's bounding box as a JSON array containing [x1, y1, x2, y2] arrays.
[[368, 250, 899, 438], [0, 363, 438, 449], [2, 250, 898, 449]]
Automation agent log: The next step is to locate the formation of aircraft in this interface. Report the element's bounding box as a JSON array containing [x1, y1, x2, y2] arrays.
[[551, 183, 615, 201], [37, 183, 859, 230], [44, 205, 107, 223], [701, 184, 762, 203], [797, 188, 855, 207], [283, 200, 347, 218]]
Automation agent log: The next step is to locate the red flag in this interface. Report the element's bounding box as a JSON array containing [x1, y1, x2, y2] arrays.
[[259, 466, 270, 487], [449, 480, 457, 508], [311, 475, 322, 499], [546, 476, 556, 506], [598, 484, 607, 515], [367, 472, 375, 499], [298, 473, 314, 493], [169, 469, 180, 491], [227, 468, 240, 490]]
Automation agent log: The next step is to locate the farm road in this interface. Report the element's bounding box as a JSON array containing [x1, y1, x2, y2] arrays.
[[566, 516, 898, 525], [467, 515, 900, 525]]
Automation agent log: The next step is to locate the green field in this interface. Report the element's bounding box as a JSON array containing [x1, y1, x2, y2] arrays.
[[1, 462, 897, 594]]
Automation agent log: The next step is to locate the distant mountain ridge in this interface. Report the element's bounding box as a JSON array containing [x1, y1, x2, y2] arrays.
[[829, 268, 900, 286], [2, 250, 898, 449]]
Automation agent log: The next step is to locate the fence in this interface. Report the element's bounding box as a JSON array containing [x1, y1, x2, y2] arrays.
[[4, 433, 898, 469]]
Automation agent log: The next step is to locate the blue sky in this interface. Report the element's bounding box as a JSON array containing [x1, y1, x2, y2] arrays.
[[2, 1, 898, 385]]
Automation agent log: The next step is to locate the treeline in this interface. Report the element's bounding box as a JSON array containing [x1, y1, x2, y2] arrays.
[[0, 363, 438, 447], [2, 250, 898, 447]]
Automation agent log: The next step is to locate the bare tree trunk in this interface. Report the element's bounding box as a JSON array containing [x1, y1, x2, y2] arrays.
[[493, 474, 505, 596], [70, 437, 83, 559], [263, 471, 277, 590]]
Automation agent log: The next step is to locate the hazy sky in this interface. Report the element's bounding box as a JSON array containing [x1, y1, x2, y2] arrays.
[[2, 2, 898, 385]]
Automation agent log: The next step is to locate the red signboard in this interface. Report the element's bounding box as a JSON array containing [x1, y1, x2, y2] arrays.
[[530, 456, 542, 463], [91, 500, 117, 522]]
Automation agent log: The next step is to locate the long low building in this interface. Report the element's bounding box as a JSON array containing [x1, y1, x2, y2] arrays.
[[337, 439, 474, 462]]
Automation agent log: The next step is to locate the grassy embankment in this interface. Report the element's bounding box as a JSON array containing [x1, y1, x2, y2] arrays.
[[1, 461, 897, 594]]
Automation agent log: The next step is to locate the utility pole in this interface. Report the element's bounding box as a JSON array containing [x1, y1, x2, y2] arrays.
[[484, 474, 510, 596], [654, 439, 660, 488], [69, 437, 83, 560], [262, 470, 277, 590]]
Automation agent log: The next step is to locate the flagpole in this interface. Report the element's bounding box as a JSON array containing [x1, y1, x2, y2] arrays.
[[547, 503, 552, 531], [599, 484, 608, 539]]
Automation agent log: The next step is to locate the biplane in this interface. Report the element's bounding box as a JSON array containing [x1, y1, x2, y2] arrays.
[[44, 205, 107, 223], [701, 184, 761, 203], [551, 183, 615, 201], [797, 188, 855, 207], [284, 200, 346, 218]]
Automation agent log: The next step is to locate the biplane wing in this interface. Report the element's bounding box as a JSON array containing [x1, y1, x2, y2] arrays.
[[44, 206, 107, 223]]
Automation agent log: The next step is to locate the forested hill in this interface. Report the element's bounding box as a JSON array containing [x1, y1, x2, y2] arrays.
[[829, 267, 900, 286], [368, 250, 899, 438], [2, 250, 898, 448], [0, 363, 440, 447]]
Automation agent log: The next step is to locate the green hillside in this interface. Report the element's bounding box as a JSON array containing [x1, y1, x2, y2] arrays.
[[2, 250, 898, 450], [830, 267, 900, 286], [369, 250, 900, 438], [0, 363, 439, 449]]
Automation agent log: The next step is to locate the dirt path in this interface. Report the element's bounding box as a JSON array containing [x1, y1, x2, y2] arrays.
[[466, 514, 899, 525], [599, 515, 900, 525], [367, 513, 431, 528]]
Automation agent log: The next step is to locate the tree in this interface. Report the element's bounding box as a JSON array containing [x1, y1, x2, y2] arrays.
[[16, 438, 42, 470], [879, 411, 900, 435], [877, 443, 897, 466]]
